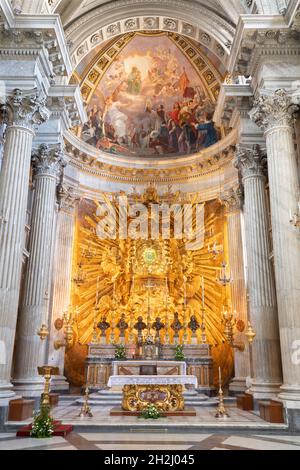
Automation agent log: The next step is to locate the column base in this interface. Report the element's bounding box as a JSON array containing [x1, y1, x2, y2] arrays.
[[0, 381, 16, 399], [278, 384, 300, 403], [229, 377, 247, 394], [247, 381, 282, 400], [50, 375, 69, 393], [13, 377, 45, 398]]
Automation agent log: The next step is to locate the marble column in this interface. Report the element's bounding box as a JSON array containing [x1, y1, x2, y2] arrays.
[[47, 184, 80, 391], [0, 89, 49, 398], [0, 122, 7, 172], [235, 145, 283, 399], [250, 90, 300, 403], [13, 144, 65, 396], [221, 186, 251, 392]]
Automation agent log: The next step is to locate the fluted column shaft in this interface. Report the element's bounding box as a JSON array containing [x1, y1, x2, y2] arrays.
[[251, 89, 300, 402], [0, 90, 49, 398], [13, 144, 65, 396], [221, 188, 251, 392], [47, 185, 80, 391], [235, 146, 282, 399]]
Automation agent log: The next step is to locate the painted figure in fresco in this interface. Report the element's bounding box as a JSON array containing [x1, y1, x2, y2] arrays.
[[127, 66, 142, 94], [104, 97, 129, 144], [194, 113, 218, 148]]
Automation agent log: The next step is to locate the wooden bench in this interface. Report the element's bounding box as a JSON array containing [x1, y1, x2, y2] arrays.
[[8, 399, 35, 421], [259, 400, 284, 423], [236, 393, 254, 411]]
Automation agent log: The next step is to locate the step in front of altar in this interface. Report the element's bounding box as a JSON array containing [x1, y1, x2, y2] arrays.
[[75, 389, 223, 407], [109, 407, 197, 417]]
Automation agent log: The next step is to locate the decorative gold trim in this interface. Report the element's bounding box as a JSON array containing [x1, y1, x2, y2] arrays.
[[122, 384, 185, 412]]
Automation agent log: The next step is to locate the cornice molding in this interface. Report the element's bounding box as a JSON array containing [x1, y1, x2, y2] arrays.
[[64, 137, 237, 185], [0, 13, 73, 77], [0, 0, 15, 28], [228, 14, 300, 75], [64, 127, 237, 170]]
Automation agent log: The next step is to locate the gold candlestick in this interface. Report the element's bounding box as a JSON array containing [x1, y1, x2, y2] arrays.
[[91, 319, 98, 344], [182, 308, 189, 345], [78, 386, 93, 418], [38, 366, 59, 408], [215, 367, 229, 418], [200, 307, 207, 344]]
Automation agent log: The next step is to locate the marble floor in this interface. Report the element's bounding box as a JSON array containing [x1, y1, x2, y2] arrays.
[[4, 404, 288, 431], [1, 431, 300, 450], [2, 403, 298, 450]]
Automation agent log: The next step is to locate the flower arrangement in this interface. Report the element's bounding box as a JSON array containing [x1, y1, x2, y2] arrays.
[[114, 344, 127, 360], [139, 404, 164, 420], [30, 406, 54, 438], [174, 344, 185, 361]]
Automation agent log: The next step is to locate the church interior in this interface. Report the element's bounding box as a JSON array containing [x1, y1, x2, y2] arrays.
[[0, 0, 300, 452]]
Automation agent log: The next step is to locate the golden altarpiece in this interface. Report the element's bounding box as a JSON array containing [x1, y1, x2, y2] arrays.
[[63, 186, 234, 393]]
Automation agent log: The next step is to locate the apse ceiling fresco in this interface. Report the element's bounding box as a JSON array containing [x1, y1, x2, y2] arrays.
[[74, 32, 223, 158]]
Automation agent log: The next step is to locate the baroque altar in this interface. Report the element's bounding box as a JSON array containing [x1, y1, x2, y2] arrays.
[[107, 375, 198, 413], [85, 342, 214, 395], [69, 188, 232, 391]]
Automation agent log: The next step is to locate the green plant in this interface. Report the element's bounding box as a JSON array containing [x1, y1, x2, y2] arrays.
[[174, 344, 185, 361], [30, 406, 54, 439], [114, 344, 127, 360], [139, 404, 164, 419]]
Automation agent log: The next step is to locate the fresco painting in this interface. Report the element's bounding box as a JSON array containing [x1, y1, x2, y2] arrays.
[[81, 34, 219, 157]]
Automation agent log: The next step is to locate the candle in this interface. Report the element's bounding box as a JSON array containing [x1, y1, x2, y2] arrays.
[[202, 276, 205, 308], [218, 366, 222, 383], [96, 276, 100, 306], [184, 277, 187, 309]]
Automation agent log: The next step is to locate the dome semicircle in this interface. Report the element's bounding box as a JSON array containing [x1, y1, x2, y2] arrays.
[[72, 31, 225, 160]]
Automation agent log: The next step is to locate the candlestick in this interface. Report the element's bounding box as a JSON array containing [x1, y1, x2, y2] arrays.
[[96, 276, 100, 306]]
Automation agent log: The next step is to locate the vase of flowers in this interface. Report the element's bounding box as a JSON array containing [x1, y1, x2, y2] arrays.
[[174, 344, 185, 361], [30, 406, 54, 438], [114, 344, 127, 360], [139, 404, 164, 419]]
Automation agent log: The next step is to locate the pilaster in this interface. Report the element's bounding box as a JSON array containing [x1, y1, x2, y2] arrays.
[[220, 185, 251, 392], [47, 183, 81, 392]]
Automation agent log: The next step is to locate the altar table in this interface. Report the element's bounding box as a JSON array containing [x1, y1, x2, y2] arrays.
[[112, 360, 187, 377], [108, 375, 197, 387], [108, 375, 198, 412]]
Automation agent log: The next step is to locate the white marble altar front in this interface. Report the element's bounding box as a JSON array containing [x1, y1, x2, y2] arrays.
[[107, 375, 198, 388]]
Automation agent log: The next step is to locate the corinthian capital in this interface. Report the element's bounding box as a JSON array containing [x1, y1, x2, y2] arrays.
[[220, 185, 244, 213], [234, 145, 267, 180], [32, 143, 66, 179], [57, 183, 81, 214], [249, 89, 299, 132], [1, 89, 50, 132]]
